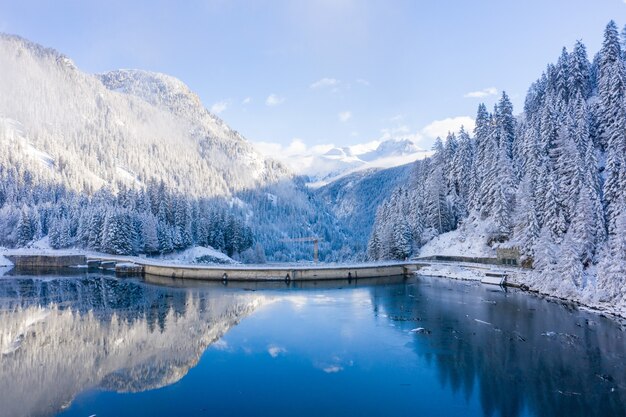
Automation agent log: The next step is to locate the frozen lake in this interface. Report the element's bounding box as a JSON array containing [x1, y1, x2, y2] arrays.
[[0, 273, 625, 417]]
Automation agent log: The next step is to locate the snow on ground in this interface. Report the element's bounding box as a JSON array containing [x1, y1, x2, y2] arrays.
[[417, 263, 486, 281], [30, 236, 51, 250], [115, 165, 143, 187], [157, 246, 236, 265], [419, 214, 496, 258], [0, 253, 13, 267], [416, 261, 526, 283]]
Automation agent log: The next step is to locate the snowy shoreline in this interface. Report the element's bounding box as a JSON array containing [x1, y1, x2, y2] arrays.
[[415, 261, 626, 321]]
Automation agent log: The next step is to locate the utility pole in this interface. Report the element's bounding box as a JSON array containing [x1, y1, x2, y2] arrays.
[[281, 237, 322, 263]]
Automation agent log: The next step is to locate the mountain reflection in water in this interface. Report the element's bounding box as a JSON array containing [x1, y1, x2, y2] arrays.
[[0, 274, 624, 417], [0, 275, 264, 417]]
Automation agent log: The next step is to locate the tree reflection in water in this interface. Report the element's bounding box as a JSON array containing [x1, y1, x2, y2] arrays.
[[1, 273, 625, 417], [369, 276, 626, 417], [0, 274, 265, 417]]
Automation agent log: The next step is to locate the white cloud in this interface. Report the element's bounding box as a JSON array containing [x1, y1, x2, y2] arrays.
[[242, 97, 252, 105], [464, 87, 498, 98], [338, 111, 352, 122], [421, 116, 475, 139], [212, 339, 230, 351], [253, 138, 316, 158], [323, 365, 343, 373], [310, 77, 340, 89], [379, 125, 419, 143], [349, 140, 380, 155], [389, 114, 404, 122], [268, 345, 286, 358], [210, 100, 230, 114], [265, 94, 285, 106], [356, 78, 370, 86]]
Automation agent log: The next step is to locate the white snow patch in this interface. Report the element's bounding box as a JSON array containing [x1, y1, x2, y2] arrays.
[[0, 254, 13, 267], [25, 143, 54, 168], [115, 166, 143, 186], [30, 236, 51, 250], [1, 117, 54, 169], [419, 214, 496, 258], [307, 151, 431, 188], [417, 263, 486, 281], [158, 246, 235, 264]]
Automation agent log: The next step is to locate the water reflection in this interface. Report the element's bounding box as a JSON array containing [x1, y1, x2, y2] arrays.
[[0, 274, 264, 417], [0, 274, 625, 417], [369, 277, 626, 417]]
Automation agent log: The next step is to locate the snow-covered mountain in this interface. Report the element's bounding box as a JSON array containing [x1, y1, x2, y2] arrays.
[[270, 137, 430, 187], [0, 34, 356, 260], [0, 34, 289, 197], [314, 163, 414, 251]]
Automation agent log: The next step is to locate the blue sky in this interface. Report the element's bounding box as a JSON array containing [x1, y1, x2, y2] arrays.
[[1, 0, 625, 154]]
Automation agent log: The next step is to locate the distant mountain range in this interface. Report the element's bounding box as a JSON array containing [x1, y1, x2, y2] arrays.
[[266, 137, 430, 187]]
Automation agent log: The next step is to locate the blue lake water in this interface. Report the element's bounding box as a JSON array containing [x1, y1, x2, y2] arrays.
[[0, 273, 625, 417]]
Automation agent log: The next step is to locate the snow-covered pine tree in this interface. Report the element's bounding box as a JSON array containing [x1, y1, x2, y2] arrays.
[[16, 208, 33, 247], [514, 172, 540, 257], [598, 21, 626, 235], [569, 41, 591, 101], [142, 213, 159, 254], [101, 210, 134, 255], [495, 92, 516, 159]]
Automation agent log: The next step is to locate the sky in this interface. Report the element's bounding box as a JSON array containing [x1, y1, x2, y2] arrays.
[[0, 0, 625, 156]]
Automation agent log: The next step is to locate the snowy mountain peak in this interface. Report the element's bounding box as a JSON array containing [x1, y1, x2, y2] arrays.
[[279, 136, 429, 186], [99, 69, 203, 117], [360, 138, 422, 162], [0, 33, 76, 70], [98, 69, 243, 145]]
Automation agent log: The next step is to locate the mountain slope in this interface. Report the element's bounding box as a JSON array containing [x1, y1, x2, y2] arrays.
[[0, 34, 288, 197], [315, 163, 413, 251], [0, 34, 355, 261]]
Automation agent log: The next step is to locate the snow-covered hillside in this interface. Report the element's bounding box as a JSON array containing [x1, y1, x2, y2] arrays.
[[314, 163, 413, 251], [368, 21, 626, 315], [0, 34, 289, 197], [0, 34, 356, 261]]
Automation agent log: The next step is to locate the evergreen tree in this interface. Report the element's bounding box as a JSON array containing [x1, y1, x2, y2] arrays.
[[599, 22, 626, 234], [16, 209, 33, 247], [101, 210, 134, 255], [569, 41, 591, 100], [142, 214, 159, 254]]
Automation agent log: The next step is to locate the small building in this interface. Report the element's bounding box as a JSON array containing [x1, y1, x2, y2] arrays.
[[496, 247, 520, 266]]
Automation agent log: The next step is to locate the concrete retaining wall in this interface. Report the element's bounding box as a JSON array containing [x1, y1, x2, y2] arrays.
[[143, 263, 414, 281], [6, 254, 86, 269]]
